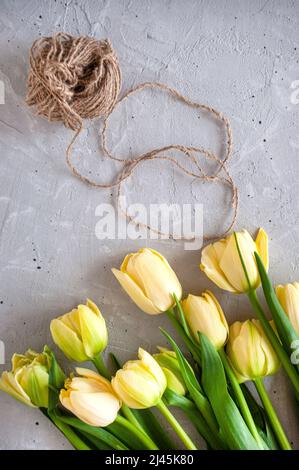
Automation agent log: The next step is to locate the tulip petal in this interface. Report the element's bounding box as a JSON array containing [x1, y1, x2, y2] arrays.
[[12, 353, 32, 371], [138, 348, 167, 392], [147, 249, 183, 300], [220, 232, 258, 292], [255, 228, 269, 272], [50, 319, 88, 362], [61, 309, 81, 337], [0, 371, 35, 407], [17, 365, 49, 408], [76, 367, 108, 382], [75, 368, 113, 393], [86, 299, 101, 317], [111, 268, 161, 314], [205, 291, 229, 331], [113, 369, 162, 408], [69, 391, 120, 427], [227, 319, 280, 380], [200, 241, 237, 292], [183, 293, 228, 349], [126, 250, 182, 312], [111, 374, 145, 408], [78, 305, 108, 358], [68, 377, 107, 393], [162, 367, 186, 395], [60, 388, 72, 412], [276, 283, 299, 335]]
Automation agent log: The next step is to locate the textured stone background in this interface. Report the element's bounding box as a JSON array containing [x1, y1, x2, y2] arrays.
[[0, 0, 299, 450]]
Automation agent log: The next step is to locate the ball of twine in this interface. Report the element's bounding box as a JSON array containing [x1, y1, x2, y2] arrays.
[[26, 32, 121, 130], [26, 32, 238, 241]]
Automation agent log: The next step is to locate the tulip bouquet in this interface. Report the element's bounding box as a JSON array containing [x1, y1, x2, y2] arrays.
[[0, 228, 298, 450]]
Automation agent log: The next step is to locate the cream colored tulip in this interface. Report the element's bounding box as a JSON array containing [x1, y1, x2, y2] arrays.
[[182, 291, 229, 349], [226, 319, 280, 382], [200, 228, 268, 294], [111, 348, 167, 408], [153, 348, 187, 396], [60, 368, 121, 427], [112, 248, 182, 314], [276, 283, 299, 335], [0, 347, 53, 408], [50, 299, 108, 362]]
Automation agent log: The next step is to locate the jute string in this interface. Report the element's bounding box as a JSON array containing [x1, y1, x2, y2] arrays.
[[26, 33, 238, 241]]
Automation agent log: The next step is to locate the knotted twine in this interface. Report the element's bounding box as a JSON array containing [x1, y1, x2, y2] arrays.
[[26, 32, 238, 241]]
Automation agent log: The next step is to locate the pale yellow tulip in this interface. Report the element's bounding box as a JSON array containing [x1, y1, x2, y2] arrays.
[[200, 228, 268, 293], [276, 282, 299, 335], [60, 368, 121, 427], [0, 347, 53, 408], [112, 248, 182, 314], [226, 319, 280, 382], [182, 291, 229, 349], [111, 348, 167, 408], [50, 299, 108, 362], [153, 348, 187, 396]]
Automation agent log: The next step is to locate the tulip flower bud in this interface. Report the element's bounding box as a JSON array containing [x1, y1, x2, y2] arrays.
[[226, 319, 280, 382], [0, 347, 56, 408], [111, 348, 167, 408], [182, 291, 229, 349], [153, 348, 187, 396], [60, 368, 121, 427], [276, 283, 299, 335], [200, 228, 268, 293], [50, 299, 108, 362], [112, 248, 182, 314]]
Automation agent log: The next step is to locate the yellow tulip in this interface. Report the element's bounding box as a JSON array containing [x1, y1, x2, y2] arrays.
[[226, 319, 280, 382], [200, 228, 268, 293], [111, 348, 167, 408], [153, 348, 187, 396], [60, 368, 121, 427], [276, 283, 299, 335], [112, 248, 182, 314], [182, 291, 229, 349], [50, 299, 108, 362], [0, 347, 53, 408]]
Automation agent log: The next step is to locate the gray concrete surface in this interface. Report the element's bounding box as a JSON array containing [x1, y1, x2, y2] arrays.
[[0, 0, 299, 450]]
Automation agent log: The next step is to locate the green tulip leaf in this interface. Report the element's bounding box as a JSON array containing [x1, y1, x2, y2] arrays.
[[164, 388, 226, 450], [200, 332, 260, 450], [76, 430, 113, 450], [53, 410, 129, 450], [173, 293, 192, 340], [255, 252, 299, 364], [107, 420, 154, 450], [160, 328, 218, 433]]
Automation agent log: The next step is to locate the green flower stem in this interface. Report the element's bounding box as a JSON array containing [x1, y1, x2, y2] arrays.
[[92, 354, 110, 379], [254, 377, 292, 450], [156, 399, 198, 450], [219, 348, 265, 450], [92, 354, 148, 433], [248, 290, 299, 396], [115, 415, 159, 450], [49, 413, 91, 450], [121, 404, 144, 430]]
